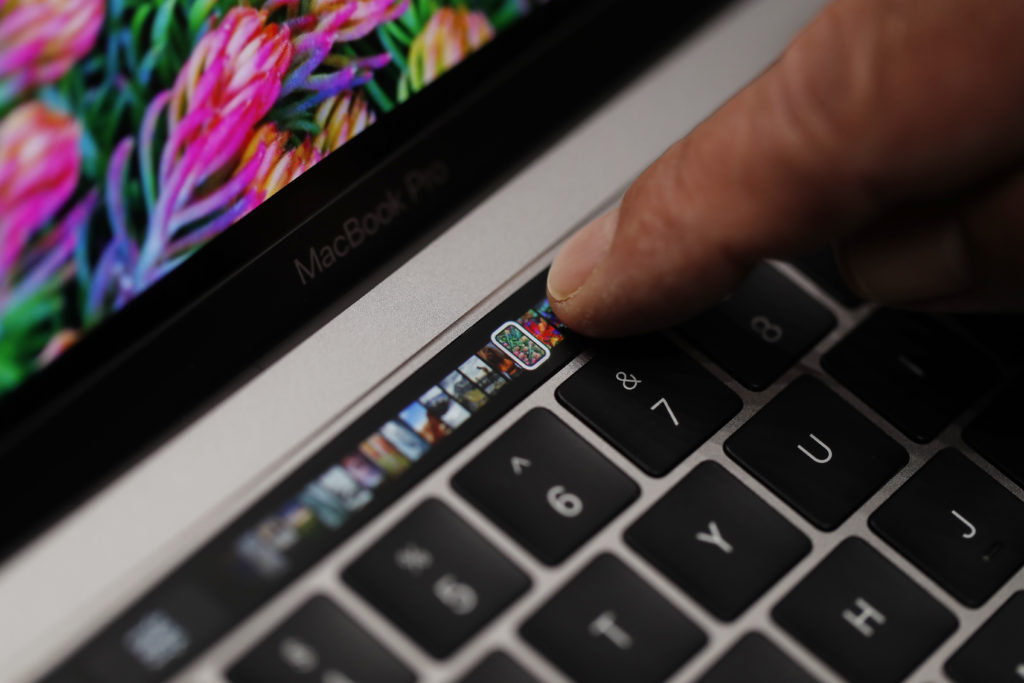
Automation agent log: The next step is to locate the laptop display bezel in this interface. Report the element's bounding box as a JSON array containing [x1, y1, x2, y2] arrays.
[[0, 0, 728, 556]]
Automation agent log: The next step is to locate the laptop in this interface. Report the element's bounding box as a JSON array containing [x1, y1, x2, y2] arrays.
[[2, 0, 1022, 681]]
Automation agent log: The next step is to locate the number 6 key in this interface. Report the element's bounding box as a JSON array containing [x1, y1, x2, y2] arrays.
[[453, 409, 638, 565]]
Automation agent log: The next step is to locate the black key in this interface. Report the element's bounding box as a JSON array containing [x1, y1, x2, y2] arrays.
[[556, 335, 741, 476], [227, 596, 413, 683], [78, 582, 232, 682], [792, 248, 863, 308], [946, 592, 1024, 683], [681, 264, 837, 390], [626, 461, 809, 620], [964, 375, 1024, 490], [343, 499, 529, 657], [453, 409, 638, 565], [697, 633, 820, 683], [869, 449, 1024, 607], [521, 554, 705, 683], [459, 652, 538, 683], [950, 314, 1024, 367], [773, 538, 957, 683], [821, 310, 997, 443], [725, 376, 907, 530]]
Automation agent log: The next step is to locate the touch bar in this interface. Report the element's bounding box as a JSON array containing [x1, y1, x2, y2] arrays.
[[46, 270, 580, 683]]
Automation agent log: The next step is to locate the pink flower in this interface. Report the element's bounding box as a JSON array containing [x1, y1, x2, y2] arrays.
[[248, 125, 323, 198], [157, 74, 379, 259], [279, 0, 408, 43], [37, 328, 80, 365], [0, 102, 81, 277], [163, 7, 293, 187], [313, 90, 376, 154], [163, 122, 322, 255], [0, 0, 105, 100], [406, 7, 494, 94], [136, 7, 293, 281], [314, 0, 409, 42]]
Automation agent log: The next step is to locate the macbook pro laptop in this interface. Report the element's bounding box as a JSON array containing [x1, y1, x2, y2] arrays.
[[1, 1, 1022, 681]]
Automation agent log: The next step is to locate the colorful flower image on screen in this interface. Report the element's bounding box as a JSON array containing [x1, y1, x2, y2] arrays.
[[0, 0, 539, 396]]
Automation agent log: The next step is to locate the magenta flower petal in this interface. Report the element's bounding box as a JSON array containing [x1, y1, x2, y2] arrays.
[[0, 0, 105, 100], [0, 101, 82, 278], [137, 7, 294, 284]]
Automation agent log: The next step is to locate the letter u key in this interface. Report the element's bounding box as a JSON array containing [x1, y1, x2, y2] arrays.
[[798, 434, 832, 464]]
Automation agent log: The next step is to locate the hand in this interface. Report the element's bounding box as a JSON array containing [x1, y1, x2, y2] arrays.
[[547, 0, 1024, 337]]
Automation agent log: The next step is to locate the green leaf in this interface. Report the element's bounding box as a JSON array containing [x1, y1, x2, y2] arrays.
[[490, 4, 525, 31], [283, 117, 321, 136], [109, 0, 127, 21], [169, 20, 191, 67], [157, 42, 178, 84], [102, 90, 134, 150], [0, 286, 66, 395], [377, 25, 409, 72], [400, 3, 421, 31], [131, 4, 155, 65], [365, 78, 395, 114], [125, 79, 148, 128], [416, 0, 436, 21], [98, 96, 127, 151], [0, 357, 27, 396], [2, 288, 63, 339], [139, 44, 163, 87], [188, 0, 218, 37], [105, 22, 121, 82], [384, 16, 414, 44], [397, 74, 410, 103], [80, 128, 101, 182], [151, 0, 177, 47], [75, 210, 94, 295]]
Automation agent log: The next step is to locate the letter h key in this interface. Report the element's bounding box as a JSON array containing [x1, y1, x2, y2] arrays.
[[842, 598, 886, 637]]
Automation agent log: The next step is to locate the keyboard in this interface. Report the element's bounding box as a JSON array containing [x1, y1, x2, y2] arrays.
[[44, 249, 1024, 683]]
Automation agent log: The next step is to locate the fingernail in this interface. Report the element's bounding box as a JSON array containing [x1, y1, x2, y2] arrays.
[[839, 220, 972, 304], [547, 208, 618, 302]]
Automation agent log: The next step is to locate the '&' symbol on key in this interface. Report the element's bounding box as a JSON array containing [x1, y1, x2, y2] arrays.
[[615, 371, 641, 391]]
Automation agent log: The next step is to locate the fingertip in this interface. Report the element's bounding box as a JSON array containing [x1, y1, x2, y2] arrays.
[[547, 208, 619, 303], [547, 208, 623, 335]]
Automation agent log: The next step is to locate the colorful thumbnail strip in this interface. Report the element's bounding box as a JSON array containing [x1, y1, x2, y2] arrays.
[[236, 299, 567, 578]]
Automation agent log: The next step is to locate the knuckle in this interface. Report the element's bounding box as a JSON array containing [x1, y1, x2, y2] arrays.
[[768, 0, 896, 207], [771, 2, 866, 158]]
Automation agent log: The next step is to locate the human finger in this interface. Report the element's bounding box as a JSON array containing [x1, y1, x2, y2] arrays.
[[548, 0, 1024, 335]]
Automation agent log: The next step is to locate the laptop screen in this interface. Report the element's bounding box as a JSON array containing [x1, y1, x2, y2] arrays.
[[0, 0, 536, 400]]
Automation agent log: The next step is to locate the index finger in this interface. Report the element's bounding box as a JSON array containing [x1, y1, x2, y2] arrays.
[[547, 0, 1024, 336]]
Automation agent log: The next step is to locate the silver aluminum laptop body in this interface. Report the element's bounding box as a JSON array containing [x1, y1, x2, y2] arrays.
[[2, 1, 1019, 682]]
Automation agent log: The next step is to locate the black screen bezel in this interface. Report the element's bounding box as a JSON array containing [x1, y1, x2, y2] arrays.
[[0, 0, 728, 555]]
